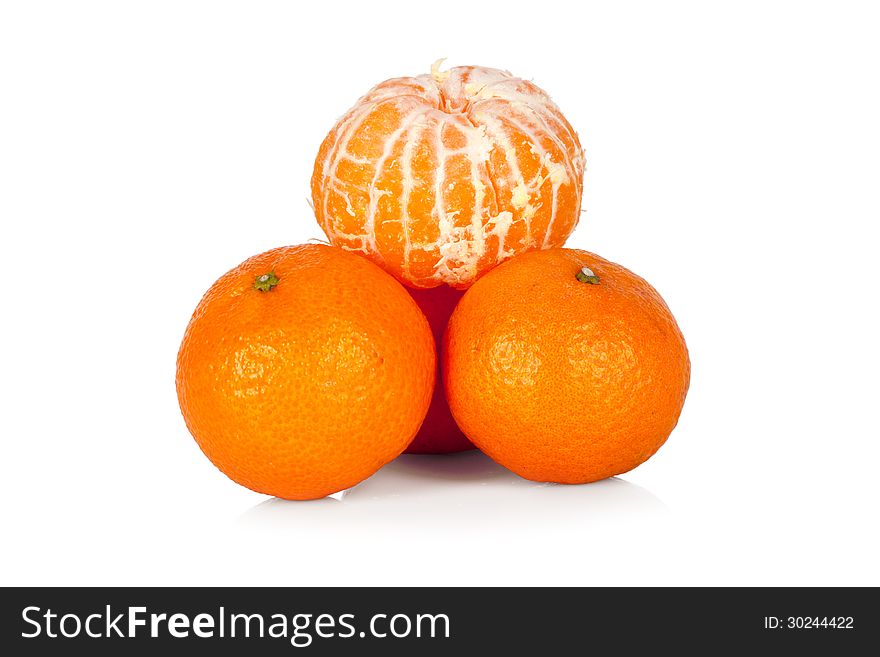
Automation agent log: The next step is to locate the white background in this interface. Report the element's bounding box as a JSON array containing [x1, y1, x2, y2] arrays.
[[2, 0, 878, 587]]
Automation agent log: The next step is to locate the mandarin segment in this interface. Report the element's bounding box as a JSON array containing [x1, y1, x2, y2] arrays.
[[311, 64, 585, 289], [176, 244, 436, 500], [443, 248, 690, 484]]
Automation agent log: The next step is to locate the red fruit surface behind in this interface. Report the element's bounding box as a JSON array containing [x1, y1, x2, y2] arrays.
[[405, 285, 474, 454]]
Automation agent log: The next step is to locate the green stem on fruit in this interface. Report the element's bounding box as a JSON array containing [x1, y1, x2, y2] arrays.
[[253, 272, 279, 292], [576, 266, 600, 285]]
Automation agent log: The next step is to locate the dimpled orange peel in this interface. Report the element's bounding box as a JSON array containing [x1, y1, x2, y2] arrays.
[[311, 61, 586, 289], [443, 248, 690, 484], [176, 244, 436, 500]]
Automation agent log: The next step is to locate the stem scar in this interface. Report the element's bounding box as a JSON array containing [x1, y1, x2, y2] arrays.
[[576, 266, 600, 285], [254, 272, 280, 292]]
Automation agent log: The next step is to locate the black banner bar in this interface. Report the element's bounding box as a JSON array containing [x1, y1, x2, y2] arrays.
[[1, 587, 876, 654]]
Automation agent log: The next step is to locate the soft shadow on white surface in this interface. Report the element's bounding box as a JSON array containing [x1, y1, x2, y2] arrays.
[[239, 451, 666, 530]]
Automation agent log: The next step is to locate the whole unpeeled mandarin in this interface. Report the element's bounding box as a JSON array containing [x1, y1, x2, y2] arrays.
[[443, 248, 690, 483], [405, 285, 473, 454], [311, 63, 585, 289], [176, 244, 435, 500]]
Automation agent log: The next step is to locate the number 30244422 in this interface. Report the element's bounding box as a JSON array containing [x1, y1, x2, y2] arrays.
[[764, 616, 854, 629]]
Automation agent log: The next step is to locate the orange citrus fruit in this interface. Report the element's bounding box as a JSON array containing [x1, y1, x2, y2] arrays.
[[404, 285, 473, 454], [443, 248, 690, 483], [311, 62, 586, 289], [176, 244, 435, 500]]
